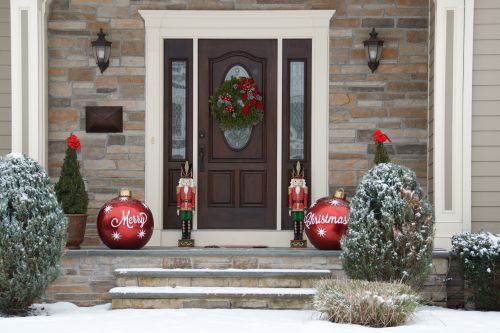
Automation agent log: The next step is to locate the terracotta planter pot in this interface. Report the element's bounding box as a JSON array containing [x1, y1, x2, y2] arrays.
[[65, 214, 87, 249]]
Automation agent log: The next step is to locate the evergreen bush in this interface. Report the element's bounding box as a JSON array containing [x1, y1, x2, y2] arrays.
[[341, 163, 434, 288], [451, 232, 499, 310], [0, 154, 67, 315], [54, 134, 88, 214], [314, 279, 419, 328]]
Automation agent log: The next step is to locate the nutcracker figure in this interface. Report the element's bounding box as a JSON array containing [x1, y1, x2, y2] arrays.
[[288, 161, 308, 248], [176, 161, 196, 247]]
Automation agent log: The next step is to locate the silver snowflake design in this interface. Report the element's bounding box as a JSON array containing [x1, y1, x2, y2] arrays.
[[329, 199, 341, 206], [137, 229, 146, 239], [119, 197, 128, 201], [103, 205, 113, 214], [317, 227, 327, 238], [111, 231, 121, 241], [142, 202, 149, 209]]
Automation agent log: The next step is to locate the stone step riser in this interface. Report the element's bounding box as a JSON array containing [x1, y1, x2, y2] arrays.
[[116, 276, 323, 288], [112, 297, 313, 310]]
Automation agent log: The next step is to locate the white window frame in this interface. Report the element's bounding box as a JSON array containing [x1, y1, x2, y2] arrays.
[[139, 10, 334, 247]]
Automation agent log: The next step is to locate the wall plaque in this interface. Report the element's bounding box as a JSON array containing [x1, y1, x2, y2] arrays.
[[85, 106, 123, 133]]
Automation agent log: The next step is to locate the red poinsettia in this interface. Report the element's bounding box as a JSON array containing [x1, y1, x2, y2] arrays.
[[373, 129, 391, 143], [225, 105, 235, 113], [66, 133, 81, 151]]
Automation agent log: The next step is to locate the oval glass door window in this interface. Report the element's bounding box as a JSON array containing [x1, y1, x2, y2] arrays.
[[224, 65, 250, 80], [223, 127, 253, 150], [222, 64, 252, 150]]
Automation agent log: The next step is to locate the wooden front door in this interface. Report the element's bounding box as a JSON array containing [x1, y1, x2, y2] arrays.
[[198, 39, 277, 229]]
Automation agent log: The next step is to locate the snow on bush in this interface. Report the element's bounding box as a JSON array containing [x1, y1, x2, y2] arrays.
[[341, 163, 434, 288], [0, 154, 67, 315], [451, 232, 500, 310], [314, 279, 419, 328]]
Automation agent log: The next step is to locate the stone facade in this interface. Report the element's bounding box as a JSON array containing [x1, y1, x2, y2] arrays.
[[47, 0, 430, 245]]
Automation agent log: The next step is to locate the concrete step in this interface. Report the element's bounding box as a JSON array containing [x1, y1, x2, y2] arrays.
[[109, 286, 316, 309], [114, 268, 332, 288]]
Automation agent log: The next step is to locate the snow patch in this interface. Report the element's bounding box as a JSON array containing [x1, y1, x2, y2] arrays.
[[1, 304, 499, 333]]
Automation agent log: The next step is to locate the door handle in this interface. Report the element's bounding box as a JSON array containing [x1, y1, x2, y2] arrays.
[[199, 145, 205, 172]]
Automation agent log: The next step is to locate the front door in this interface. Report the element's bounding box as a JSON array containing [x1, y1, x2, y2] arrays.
[[198, 39, 277, 229]]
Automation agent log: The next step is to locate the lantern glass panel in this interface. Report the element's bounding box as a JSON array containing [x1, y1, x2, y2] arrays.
[[93, 45, 111, 64], [367, 44, 379, 62]]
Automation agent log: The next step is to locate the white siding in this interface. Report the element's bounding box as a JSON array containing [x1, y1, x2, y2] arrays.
[[471, 0, 500, 233], [0, 0, 10, 155]]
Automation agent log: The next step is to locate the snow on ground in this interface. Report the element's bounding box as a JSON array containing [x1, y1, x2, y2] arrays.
[[0, 303, 499, 333]]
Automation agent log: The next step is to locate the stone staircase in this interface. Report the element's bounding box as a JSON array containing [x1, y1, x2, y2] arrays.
[[109, 268, 332, 309]]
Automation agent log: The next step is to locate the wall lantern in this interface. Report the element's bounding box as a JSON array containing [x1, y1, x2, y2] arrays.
[[91, 29, 112, 74], [363, 28, 384, 73]]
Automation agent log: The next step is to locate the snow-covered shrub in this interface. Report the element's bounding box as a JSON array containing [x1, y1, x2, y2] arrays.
[[341, 163, 434, 288], [451, 232, 499, 310], [314, 279, 419, 327], [0, 154, 67, 315]]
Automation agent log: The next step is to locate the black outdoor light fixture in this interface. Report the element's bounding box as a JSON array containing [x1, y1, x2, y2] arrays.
[[363, 28, 384, 73], [91, 28, 112, 74]]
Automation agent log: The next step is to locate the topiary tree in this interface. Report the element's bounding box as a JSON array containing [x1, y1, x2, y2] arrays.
[[0, 154, 67, 315], [373, 129, 391, 164], [341, 163, 434, 289], [55, 134, 88, 214]]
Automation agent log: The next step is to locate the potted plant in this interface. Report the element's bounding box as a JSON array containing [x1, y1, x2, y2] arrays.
[[55, 134, 89, 249]]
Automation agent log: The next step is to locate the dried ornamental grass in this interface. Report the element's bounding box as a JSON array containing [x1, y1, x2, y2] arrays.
[[314, 279, 420, 328]]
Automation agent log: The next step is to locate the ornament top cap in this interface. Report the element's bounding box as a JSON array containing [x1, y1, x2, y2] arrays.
[[333, 188, 346, 200], [120, 188, 132, 197]]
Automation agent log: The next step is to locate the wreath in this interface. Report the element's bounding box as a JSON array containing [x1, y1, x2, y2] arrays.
[[210, 77, 264, 130]]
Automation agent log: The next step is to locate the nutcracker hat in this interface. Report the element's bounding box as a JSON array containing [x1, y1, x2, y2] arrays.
[[292, 161, 304, 178], [180, 160, 193, 178]]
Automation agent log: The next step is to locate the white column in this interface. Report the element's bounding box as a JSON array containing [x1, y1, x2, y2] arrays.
[[10, 0, 49, 168], [433, 0, 472, 249]]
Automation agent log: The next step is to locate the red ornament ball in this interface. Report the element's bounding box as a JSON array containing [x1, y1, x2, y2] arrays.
[[97, 189, 154, 249], [304, 192, 350, 250]]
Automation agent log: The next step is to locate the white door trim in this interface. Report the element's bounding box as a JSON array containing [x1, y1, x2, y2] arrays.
[[139, 10, 334, 247]]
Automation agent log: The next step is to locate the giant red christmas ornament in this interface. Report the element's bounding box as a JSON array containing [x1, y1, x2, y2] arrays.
[[97, 189, 154, 249], [304, 189, 350, 250]]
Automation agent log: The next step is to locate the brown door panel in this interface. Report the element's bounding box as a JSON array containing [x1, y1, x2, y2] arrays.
[[198, 39, 277, 229]]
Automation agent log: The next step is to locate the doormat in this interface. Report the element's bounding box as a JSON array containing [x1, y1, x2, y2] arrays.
[[204, 245, 268, 248]]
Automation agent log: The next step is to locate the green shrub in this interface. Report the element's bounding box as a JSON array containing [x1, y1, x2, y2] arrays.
[[314, 279, 420, 328], [341, 163, 434, 288], [54, 134, 88, 214], [451, 232, 499, 310], [0, 154, 67, 315]]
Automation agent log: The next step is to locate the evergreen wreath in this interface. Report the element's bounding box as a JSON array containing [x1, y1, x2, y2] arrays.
[[210, 77, 264, 130]]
